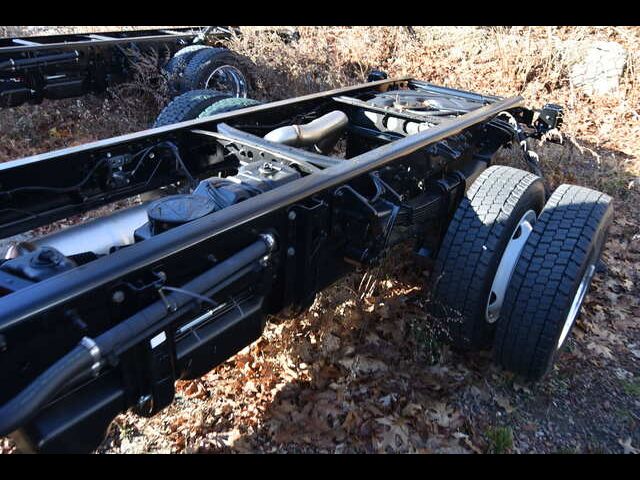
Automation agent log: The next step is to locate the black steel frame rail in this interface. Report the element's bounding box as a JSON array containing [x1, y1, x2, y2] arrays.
[[0, 78, 411, 169], [0, 27, 208, 54]]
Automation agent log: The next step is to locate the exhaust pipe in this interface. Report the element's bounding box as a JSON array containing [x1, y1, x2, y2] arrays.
[[31, 203, 150, 257], [264, 110, 348, 152]]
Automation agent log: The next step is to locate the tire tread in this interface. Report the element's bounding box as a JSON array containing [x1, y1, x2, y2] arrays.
[[433, 165, 545, 348], [494, 184, 613, 380]]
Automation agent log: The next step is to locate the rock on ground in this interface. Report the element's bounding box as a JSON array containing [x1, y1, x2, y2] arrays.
[[570, 41, 627, 96]]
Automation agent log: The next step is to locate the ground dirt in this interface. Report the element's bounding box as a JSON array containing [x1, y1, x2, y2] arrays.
[[0, 26, 638, 454]]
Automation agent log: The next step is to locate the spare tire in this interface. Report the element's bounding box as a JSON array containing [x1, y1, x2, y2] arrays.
[[181, 48, 250, 98], [153, 89, 231, 128]]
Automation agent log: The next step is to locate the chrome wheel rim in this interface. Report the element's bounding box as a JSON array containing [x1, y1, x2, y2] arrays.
[[486, 209, 537, 323], [204, 65, 247, 98], [557, 263, 596, 349]]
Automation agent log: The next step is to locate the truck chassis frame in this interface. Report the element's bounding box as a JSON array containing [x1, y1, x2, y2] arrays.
[[0, 76, 565, 452], [0, 26, 235, 108]]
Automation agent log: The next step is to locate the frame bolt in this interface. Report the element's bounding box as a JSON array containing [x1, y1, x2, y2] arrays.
[[288, 210, 297, 221], [112, 290, 125, 304], [287, 247, 296, 257]]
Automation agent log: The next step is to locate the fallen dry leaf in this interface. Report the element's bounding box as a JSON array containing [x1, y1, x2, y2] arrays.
[[375, 416, 411, 452], [587, 342, 615, 359], [429, 402, 463, 429], [619, 437, 639, 454], [494, 394, 515, 414], [338, 355, 388, 374]]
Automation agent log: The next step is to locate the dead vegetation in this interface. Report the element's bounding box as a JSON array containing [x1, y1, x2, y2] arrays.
[[1, 26, 639, 454]]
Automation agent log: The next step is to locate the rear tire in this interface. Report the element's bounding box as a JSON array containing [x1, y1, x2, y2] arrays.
[[153, 89, 231, 128], [493, 184, 613, 381], [164, 45, 213, 95], [196, 97, 261, 119], [432, 166, 546, 349], [181, 48, 251, 97]]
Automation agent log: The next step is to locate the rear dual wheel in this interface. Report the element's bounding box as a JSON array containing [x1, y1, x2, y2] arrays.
[[432, 166, 613, 381], [164, 45, 251, 97], [181, 48, 250, 97]]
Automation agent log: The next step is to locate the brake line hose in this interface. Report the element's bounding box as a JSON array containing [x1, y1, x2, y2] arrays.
[[0, 341, 98, 436]]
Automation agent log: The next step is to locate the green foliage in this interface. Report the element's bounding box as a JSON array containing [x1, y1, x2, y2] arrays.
[[622, 379, 640, 397], [408, 317, 442, 365], [486, 426, 514, 454]]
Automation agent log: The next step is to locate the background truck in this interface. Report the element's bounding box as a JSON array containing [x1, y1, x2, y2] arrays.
[[0, 26, 252, 108]]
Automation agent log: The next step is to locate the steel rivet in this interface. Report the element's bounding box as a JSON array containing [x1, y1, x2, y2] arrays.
[[112, 290, 125, 303]]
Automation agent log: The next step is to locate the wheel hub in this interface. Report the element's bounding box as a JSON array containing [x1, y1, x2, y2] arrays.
[[204, 65, 247, 98], [486, 209, 536, 323]]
